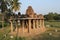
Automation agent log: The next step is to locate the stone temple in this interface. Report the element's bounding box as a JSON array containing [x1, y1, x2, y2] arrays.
[[9, 6, 46, 37]]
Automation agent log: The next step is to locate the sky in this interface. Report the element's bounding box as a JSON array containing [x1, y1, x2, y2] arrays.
[[19, 0, 60, 15]]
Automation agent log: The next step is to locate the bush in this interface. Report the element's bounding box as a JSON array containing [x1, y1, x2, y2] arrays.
[[0, 22, 9, 28], [0, 23, 2, 28]]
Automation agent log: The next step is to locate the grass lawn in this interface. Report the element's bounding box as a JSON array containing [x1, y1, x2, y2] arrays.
[[31, 21, 60, 40], [45, 21, 60, 28], [0, 21, 60, 40], [31, 27, 60, 40], [0, 27, 26, 40]]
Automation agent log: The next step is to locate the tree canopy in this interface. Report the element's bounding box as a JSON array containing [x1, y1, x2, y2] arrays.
[[0, 0, 21, 13], [44, 12, 60, 21]]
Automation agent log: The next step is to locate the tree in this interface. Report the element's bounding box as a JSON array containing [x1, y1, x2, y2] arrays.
[[44, 12, 60, 21], [12, 0, 21, 12], [0, 0, 8, 13], [0, 0, 8, 28], [0, 0, 21, 14], [54, 14, 60, 20], [44, 12, 54, 20], [0, 0, 21, 37], [10, 0, 21, 38]]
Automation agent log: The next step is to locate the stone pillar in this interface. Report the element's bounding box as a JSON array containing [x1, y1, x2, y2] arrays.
[[38, 20, 40, 28], [28, 19, 31, 33], [10, 20, 13, 33], [42, 19, 44, 27], [36, 20, 39, 28], [40, 20, 41, 27], [33, 20, 35, 29], [22, 20, 24, 34]]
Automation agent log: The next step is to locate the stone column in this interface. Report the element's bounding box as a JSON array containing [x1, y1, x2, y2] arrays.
[[28, 19, 31, 33], [38, 20, 40, 28], [40, 20, 41, 27], [10, 20, 13, 33], [42, 19, 44, 27], [36, 20, 39, 28], [22, 20, 24, 34], [33, 20, 35, 29]]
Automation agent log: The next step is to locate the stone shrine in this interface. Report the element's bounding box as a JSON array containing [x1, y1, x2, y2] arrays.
[[9, 6, 46, 37]]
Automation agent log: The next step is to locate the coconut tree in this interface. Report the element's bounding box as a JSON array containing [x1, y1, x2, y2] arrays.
[[0, 0, 21, 38], [11, 0, 21, 36], [7, 0, 21, 13], [12, 0, 21, 11], [9, 0, 21, 39]]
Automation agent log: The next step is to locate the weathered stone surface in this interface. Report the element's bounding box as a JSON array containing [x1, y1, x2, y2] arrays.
[[9, 6, 45, 37], [26, 6, 34, 18]]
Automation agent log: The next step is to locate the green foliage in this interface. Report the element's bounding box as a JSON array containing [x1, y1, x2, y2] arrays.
[[44, 12, 60, 20], [0, 22, 9, 28], [0, 0, 21, 13], [0, 0, 8, 12]]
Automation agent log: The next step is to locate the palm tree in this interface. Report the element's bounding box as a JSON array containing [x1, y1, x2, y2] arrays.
[[7, 0, 21, 13], [11, 0, 21, 37], [9, 0, 21, 38], [12, 0, 21, 37], [12, 0, 21, 11], [0, 0, 21, 15], [0, 0, 21, 38]]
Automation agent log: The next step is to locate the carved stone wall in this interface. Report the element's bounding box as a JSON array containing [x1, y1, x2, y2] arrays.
[[9, 6, 46, 37], [26, 6, 34, 18]]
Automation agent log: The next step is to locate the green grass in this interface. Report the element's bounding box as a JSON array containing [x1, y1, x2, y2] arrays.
[[45, 21, 60, 28], [0, 27, 10, 40], [31, 27, 60, 40], [31, 21, 60, 40], [0, 21, 60, 40], [0, 27, 26, 40]]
